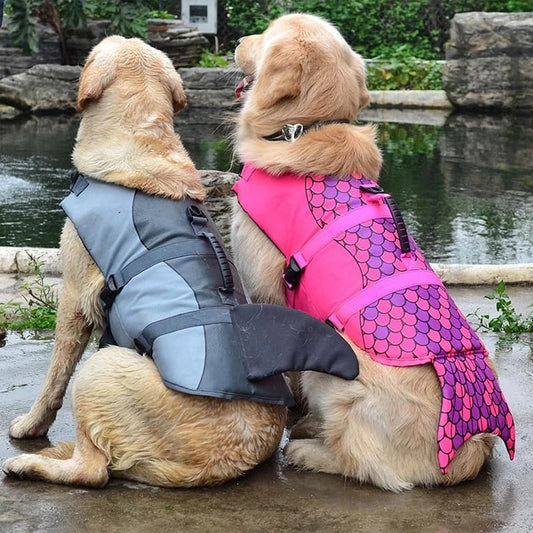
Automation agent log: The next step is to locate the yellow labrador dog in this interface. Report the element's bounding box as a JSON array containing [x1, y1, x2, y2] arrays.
[[2, 37, 287, 488], [231, 14, 514, 491]]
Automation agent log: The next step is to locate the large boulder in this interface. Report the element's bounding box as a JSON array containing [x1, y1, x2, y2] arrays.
[[443, 12, 533, 111], [0, 64, 80, 111], [0, 24, 62, 79], [176, 67, 241, 124]]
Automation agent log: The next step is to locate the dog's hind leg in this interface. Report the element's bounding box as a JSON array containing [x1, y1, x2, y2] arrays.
[[284, 438, 341, 474], [10, 284, 94, 438], [2, 433, 109, 487], [10, 223, 97, 439]]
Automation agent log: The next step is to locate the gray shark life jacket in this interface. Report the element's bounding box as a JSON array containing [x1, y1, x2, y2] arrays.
[[61, 172, 359, 406]]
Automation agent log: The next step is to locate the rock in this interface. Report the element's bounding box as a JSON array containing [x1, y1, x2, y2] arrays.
[[176, 67, 242, 124], [0, 64, 80, 111], [0, 24, 62, 79], [146, 19, 209, 68], [0, 103, 23, 120], [443, 12, 533, 110], [368, 90, 452, 109], [200, 170, 239, 249], [440, 113, 533, 207]]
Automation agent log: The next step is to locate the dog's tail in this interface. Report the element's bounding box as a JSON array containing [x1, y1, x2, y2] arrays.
[[37, 441, 75, 460]]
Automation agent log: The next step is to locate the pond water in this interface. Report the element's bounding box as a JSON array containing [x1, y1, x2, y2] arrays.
[[1, 112, 532, 264]]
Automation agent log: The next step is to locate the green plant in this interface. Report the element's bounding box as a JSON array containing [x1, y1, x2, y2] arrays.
[[148, 10, 176, 20], [0, 253, 58, 332], [84, 0, 152, 38], [196, 49, 231, 68], [5, 0, 40, 53], [366, 55, 444, 91], [470, 281, 533, 337]]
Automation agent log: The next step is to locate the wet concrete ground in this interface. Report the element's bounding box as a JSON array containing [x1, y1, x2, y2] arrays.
[[0, 282, 532, 532]]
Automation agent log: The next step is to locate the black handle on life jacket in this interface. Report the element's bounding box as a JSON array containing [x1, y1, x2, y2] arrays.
[[186, 204, 234, 293], [384, 196, 411, 254], [361, 185, 411, 255]]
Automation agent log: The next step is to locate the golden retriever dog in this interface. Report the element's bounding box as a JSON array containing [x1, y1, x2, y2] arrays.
[[231, 14, 514, 491], [2, 36, 286, 488]]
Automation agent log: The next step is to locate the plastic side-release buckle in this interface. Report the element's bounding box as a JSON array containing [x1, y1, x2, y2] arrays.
[[360, 185, 384, 194], [186, 204, 208, 233], [360, 184, 387, 206], [283, 256, 304, 290], [100, 274, 123, 310]]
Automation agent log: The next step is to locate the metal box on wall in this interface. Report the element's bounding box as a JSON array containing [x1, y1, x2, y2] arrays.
[[181, 0, 218, 34]]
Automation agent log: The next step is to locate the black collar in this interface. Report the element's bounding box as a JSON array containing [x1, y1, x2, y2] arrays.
[[263, 119, 350, 142]]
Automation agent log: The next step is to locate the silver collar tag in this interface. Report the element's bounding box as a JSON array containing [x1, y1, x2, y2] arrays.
[[281, 123, 304, 142]]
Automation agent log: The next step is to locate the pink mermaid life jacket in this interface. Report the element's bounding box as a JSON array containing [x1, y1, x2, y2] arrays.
[[233, 163, 515, 474]]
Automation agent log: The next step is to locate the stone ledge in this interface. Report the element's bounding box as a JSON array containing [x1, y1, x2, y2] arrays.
[[0, 247, 62, 275], [368, 90, 452, 109], [0, 246, 531, 285]]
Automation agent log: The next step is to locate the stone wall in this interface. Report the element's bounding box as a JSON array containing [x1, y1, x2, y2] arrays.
[[443, 12, 533, 111]]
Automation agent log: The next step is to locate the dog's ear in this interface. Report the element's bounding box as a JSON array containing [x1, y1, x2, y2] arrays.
[[164, 66, 187, 113], [76, 54, 117, 112], [252, 41, 303, 109], [351, 53, 370, 110]]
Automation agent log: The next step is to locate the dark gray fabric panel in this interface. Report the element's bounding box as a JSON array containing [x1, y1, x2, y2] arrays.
[[232, 304, 359, 381]]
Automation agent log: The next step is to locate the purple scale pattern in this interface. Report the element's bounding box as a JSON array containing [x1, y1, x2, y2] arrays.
[[303, 173, 516, 473]]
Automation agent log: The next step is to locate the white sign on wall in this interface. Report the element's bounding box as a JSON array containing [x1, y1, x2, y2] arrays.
[[182, 0, 218, 34]]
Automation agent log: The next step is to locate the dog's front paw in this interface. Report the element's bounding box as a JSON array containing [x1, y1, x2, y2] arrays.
[[284, 438, 341, 474], [9, 411, 55, 439], [2, 454, 41, 480]]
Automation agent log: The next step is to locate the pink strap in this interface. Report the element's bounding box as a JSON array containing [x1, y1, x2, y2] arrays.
[[293, 203, 391, 268], [328, 270, 444, 330]]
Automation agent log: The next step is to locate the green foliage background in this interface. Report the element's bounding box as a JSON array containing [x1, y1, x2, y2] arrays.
[[3, 0, 530, 87], [221, 0, 531, 59]]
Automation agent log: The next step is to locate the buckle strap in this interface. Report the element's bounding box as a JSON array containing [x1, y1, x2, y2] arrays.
[[187, 204, 209, 233], [296, 203, 392, 268], [135, 307, 233, 355], [100, 239, 215, 310], [327, 270, 444, 331], [283, 257, 304, 290]]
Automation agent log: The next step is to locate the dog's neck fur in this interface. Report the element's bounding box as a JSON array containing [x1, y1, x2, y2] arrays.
[[237, 123, 382, 179], [72, 101, 204, 201]]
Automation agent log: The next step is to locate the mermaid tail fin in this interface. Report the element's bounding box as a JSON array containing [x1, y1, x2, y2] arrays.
[[433, 351, 515, 474]]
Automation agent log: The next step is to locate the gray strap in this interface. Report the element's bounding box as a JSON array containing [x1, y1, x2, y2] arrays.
[[135, 307, 233, 355], [108, 240, 214, 291]]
